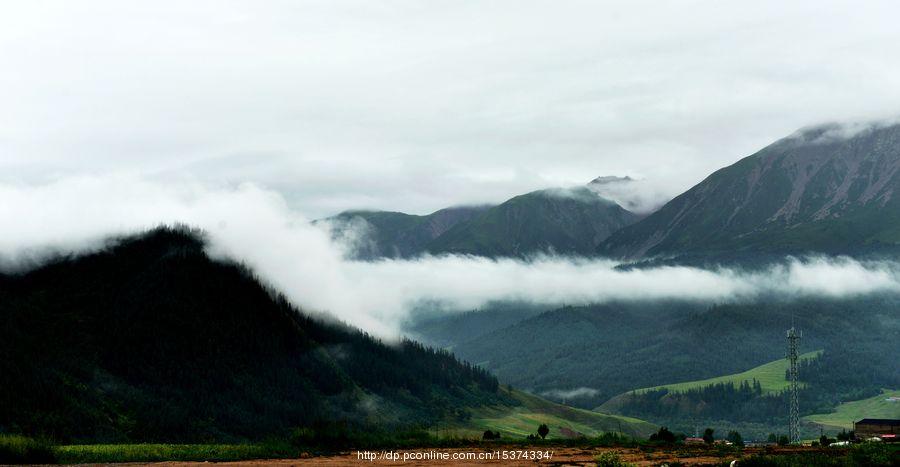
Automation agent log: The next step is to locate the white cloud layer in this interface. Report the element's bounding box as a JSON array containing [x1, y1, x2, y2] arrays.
[[3, 176, 900, 338], [2, 1, 900, 217], [540, 387, 601, 400]]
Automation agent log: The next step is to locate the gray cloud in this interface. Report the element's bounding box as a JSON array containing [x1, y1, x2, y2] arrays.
[[2, 1, 900, 217], [3, 176, 900, 338], [787, 117, 900, 145]]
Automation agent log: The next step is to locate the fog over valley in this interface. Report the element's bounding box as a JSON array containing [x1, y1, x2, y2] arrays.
[[3, 174, 899, 337]]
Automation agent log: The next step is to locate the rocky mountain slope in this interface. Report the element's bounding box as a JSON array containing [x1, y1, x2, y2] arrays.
[[327, 186, 640, 259], [426, 187, 639, 257], [600, 122, 900, 259], [324, 205, 490, 259]]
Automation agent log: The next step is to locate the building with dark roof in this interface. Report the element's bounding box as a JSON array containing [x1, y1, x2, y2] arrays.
[[854, 419, 900, 440]]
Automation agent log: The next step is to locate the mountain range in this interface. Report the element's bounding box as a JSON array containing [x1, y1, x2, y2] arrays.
[[601, 122, 900, 260], [6, 120, 900, 445], [326, 187, 639, 259], [328, 122, 900, 262]]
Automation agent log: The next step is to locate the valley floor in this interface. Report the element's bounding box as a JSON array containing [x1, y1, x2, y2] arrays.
[[47, 445, 879, 466]]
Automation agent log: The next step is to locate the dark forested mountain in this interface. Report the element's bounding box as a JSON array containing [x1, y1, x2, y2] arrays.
[[327, 186, 639, 259], [448, 297, 900, 412], [426, 187, 639, 257], [0, 228, 505, 443], [324, 205, 491, 259], [600, 122, 900, 259], [404, 302, 552, 350]]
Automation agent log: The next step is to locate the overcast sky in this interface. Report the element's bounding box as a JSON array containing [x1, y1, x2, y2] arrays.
[[3, 1, 900, 218]]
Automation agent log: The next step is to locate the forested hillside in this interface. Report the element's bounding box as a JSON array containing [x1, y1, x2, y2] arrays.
[[0, 228, 506, 443], [449, 297, 900, 412], [602, 349, 894, 437]]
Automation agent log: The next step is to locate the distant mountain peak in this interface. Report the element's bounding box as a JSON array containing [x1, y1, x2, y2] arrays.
[[589, 175, 634, 185], [782, 119, 900, 146], [585, 175, 669, 215]]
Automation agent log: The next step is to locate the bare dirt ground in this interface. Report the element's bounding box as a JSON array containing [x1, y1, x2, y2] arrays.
[[64, 445, 831, 466]]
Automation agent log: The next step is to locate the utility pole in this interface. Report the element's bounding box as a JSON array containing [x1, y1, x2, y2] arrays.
[[787, 326, 802, 444]]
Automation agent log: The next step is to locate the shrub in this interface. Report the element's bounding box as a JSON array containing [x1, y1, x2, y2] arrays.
[[848, 443, 891, 467], [594, 451, 633, 467]]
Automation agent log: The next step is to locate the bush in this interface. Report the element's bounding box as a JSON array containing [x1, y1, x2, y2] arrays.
[[594, 451, 633, 467], [848, 443, 891, 467], [0, 434, 56, 464]]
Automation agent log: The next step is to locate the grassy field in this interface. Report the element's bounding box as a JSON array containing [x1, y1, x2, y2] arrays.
[[2, 388, 655, 464], [447, 388, 656, 440], [0, 434, 56, 464], [632, 350, 823, 395], [803, 389, 900, 430]]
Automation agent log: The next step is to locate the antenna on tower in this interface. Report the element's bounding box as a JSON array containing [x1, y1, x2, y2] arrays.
[[786, 325, 802, 444]]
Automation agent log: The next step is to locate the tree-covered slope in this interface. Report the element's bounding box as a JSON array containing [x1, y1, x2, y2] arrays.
[[0, 228, 505, 443], [600, 122, 900, 259], [450, 297, 900, 411], [404, 303, 550, 350], [598, 349, 897, 438]]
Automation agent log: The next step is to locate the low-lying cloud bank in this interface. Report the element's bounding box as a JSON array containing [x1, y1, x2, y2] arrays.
[[540, 387, 601, 400], [3, 175, 900, 338]]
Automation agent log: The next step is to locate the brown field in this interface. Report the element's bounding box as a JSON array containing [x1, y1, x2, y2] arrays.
[[60, 445, 844, 466]]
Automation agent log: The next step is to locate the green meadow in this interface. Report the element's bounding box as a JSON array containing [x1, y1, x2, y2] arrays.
[[804, 389, 900, 430], [451, 388, 655, 440], [633, 350, 823, 395]]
